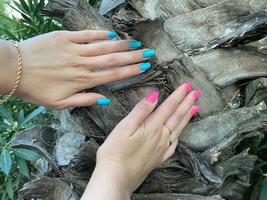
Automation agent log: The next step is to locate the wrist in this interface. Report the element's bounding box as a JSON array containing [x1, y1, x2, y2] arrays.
[[0, 40, 18, 95], [82, 163, 131, 200]]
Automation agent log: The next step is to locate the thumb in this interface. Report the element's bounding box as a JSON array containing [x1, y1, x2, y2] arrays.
[[57, 93, 111, 109]]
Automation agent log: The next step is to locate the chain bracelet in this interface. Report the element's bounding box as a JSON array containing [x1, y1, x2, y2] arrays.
[[0, 41, 22, 104]]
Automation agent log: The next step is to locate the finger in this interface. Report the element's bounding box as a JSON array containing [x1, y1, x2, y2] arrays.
[[156, 126, 171, 150], [162, 139, 178, 163], [79, 48, 155, 70], [79, 40, 142, 57], [165, 89, 201, 131], [67, 30, 118, 43], [148, 82, 192, 126], [117, 91, 159, 136], [82, 62, 152, 89], [170, 105, 200, 142], [56, 93, 109, 109]]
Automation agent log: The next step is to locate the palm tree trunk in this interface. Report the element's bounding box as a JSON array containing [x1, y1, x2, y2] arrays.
[[13, 0, 267, 199]]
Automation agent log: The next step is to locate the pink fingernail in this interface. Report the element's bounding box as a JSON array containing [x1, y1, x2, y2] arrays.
[[185, 82, 192, 92], [191, 105, 200, 116], [193, 89, 201, 100], [145, 90, 159, 104]]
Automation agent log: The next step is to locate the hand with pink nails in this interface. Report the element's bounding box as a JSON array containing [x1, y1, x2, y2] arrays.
[[82, 83, 201, 200]]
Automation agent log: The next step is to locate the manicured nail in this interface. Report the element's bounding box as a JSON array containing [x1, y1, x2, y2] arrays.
[[193, 89, 201, 100], [145, 91, 159, 104], [191, 105, 200, 116], [129, 41, 142, 48], [185, 82, 192, 92], [107, 31, 118, 39], [143, 49, 156, 58], [139, 63, 152, 71], [96, 98, 111, 106]]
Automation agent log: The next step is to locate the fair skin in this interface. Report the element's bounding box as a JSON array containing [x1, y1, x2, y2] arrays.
[[0, 30, 200, 199], [0, 30, 155, 108]]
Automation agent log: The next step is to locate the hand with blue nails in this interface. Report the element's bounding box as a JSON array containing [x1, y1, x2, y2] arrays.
[[0, 30, 156, 109]]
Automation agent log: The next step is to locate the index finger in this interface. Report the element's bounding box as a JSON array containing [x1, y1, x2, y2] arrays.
[[116, 91, 159, 136], [67, 30, 118, 43]]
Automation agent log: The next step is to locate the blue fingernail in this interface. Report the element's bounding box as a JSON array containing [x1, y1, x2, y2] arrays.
[[129, 41, 142, 48], [107, 31, 118, 39], [96, 98, 111, 106], [143, 49, 156, 58], [139, 63, 152, 71]]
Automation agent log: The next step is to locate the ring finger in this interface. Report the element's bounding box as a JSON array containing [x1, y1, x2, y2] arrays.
[[164, 89, 201, 132], [80, 62, 152, 89]]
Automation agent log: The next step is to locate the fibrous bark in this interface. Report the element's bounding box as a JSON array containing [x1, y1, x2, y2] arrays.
[[14, 0, 267, 199]]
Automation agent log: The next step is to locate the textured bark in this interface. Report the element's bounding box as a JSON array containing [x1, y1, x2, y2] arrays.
[[13, 0, 267, 199]]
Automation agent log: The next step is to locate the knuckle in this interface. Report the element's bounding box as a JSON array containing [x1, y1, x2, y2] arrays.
[[75, 69, 92, 81], [160, 106, 170, 116], [168, 97, 178, 108], [50, 31, 64, 41], [81, 30, 90, 37], [106, 55, 119, 66], [137, 101, 152, 113], [132, 51, 141, 60], [95, 44, 107, 53], [158, 143, 168, 152], [162, 130, 170, 140], [67, 57, 83, 67], [174, 114, 182, 122], [53, 102, 66, 110], [110, 68, 121, 80], [102, 42, 118, 52]]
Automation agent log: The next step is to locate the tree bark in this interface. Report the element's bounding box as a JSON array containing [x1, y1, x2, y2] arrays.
[[13, 0, 267, 199]]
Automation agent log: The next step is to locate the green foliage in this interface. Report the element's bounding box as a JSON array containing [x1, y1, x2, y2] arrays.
[[0, 0, 5, 13], [14, 148, 41, 161], [240, 131, 267, 199], [260, 177, 267, 200], [0, 149, 12, 176], [0, 102, 51, 199], [89, 0, 98, 6], [0, 0, 63, 40], [0, 1, 59, 198]]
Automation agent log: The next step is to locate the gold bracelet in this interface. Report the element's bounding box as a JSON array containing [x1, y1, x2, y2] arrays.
[[0, 41, 22, 104]]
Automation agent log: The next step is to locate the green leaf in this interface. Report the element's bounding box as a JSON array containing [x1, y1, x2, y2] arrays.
[[89, 0, 98, 6], [252, 161, 267, 175], [0, 123, 9, 131], [28, 0, 34, 13], [17, 109, 25, 125], [18, 0, 30, 14], [260, 180, 267, 200], [13, 148, 41, 161], [22, 106, 46, 126], [0, 107, 14, 124], [34, 0, 45, 16], [0, 137, 5, 146], [20, 13, 33, 24], [0, 27, 18, 40], [6, 176, 14, 200], [14, 173, 22, 190], [0, 149, 12, 176], [13, 1, 28, 15], [17, 158, 29, 178], [2, 192, 6, 200]]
